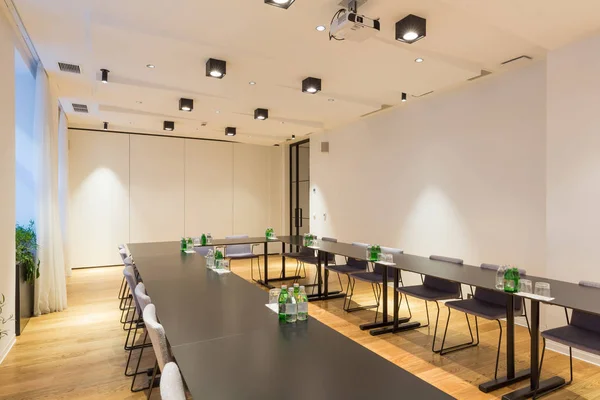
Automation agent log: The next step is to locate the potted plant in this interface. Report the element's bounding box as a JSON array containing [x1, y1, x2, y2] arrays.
[[16, 220, 40, 285], [0, 293, 13, 339]]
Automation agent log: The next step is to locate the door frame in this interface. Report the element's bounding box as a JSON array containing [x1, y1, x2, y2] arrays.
[[289, 139, 310, 238]]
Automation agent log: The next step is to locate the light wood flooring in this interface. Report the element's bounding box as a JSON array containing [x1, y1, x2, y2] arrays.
[[0, 257, 599, 399]]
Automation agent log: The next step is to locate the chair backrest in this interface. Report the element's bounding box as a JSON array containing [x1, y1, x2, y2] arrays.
[[160, 362, 186, 400], [134, 282, 152, 314], [381, 246, 403, 255], [321, 237, 337, 262], [347, 257, 368, 269], [373, 263, 397, 278], [124, 266, 142, 315], [480, 263, 527, 276], [225, 234, 251, 256], [430, 255, 463, 265], [423, 255, 462, 294], [474, 287, 523, 311], [124, 256, 133, 266], [352, 242, 369, 248], [196, 246, 214, 257], [143, 304, 172, 370], [571, 282, 600, 334]]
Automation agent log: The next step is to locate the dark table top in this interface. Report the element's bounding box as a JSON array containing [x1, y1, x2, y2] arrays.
[[194, 236, 280, 246], [277, 236, 600, 316], [128, 241, 454, 400]]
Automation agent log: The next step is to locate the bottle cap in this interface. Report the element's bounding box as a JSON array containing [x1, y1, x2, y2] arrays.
[[299, 286, 305, 290], [293, 283, 299, 287], [281, 285, 287, 289]]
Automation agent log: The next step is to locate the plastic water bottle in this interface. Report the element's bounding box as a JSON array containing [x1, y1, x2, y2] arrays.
[[206, 233, 213, 244], [278, 285, 289, 322], [201, 233, 207, 246], [496, 265, 507, 290], [293, 283, 300, 296], [206, 248, 214, 268], [296, 286, 308, 321], [286, 287, 297, 323], [180, 238, 186, 252]]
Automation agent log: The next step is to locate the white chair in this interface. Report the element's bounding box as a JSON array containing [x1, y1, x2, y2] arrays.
[[160, 362, 186, 400], [127, 283, 154, 391], [118, 245, 129, 300], [143, 303, 174, 399]]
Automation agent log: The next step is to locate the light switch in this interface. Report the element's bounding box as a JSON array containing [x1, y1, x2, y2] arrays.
[[323, 213, 327, 221]]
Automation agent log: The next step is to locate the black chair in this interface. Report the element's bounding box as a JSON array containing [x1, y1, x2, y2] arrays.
[[534, 281, 600, 398], [396, 255, 464, 353], [441, 263, 530, 380], [325, 242, 369, 293], [225, 234, 261, 282], [347, 247, 404, 321]]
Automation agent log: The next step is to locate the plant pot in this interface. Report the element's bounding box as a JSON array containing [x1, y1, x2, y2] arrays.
[[15, 262, 34, 336]]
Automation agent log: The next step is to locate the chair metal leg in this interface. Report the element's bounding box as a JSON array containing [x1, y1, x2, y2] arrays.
[[336, 273, 344, 293], [494, 319, 502, 380], [147, 360, 159, 399], [431, 302, 443, 353], [344, 278, 379, 313], [533, 338, 573, 399], [438, 308, 479, 355], [126, 331, 151, 377], [118, 276, 126, 300], [119, 286, 131, 311]]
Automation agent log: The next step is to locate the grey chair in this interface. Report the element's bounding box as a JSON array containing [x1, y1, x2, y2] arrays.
[[195, 245, 214, 257], [396, 255, 464, 353], [160, 362, 186, 400], [302, 237, 338, 292], [441, 263, 530, 380], [225, 234, 261, 281], [144, 303, 174, 399], [127, 283, 154, 391], [348, 247, 404, 320], [534, 281, 600, 398], [325, 242, 370, 290], [118, 245, 129, 300]]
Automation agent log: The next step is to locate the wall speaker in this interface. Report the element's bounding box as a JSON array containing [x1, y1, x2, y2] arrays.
[[321, 142, 329, 153]]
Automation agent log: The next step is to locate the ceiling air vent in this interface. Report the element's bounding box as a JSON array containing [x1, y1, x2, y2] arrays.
[[58, 62, 81, 74], [468, 70, 492, 81], [72, 103, 88, 113], [501, 55, 532, 66]]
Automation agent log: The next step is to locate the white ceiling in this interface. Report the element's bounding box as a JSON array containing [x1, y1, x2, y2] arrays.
[[13, 0, 600, 145]]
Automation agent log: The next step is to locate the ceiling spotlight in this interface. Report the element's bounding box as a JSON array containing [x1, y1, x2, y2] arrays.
[[264, 0, 295, 9], [249, 81, 256, 85], [254, 108, 269, 120], [415, 58, 424, 63], [292, 135, 296, 139], [103, 122, 108, 130], [100, 69, 109, 83], [225, 127, 236, 137], [216, 110, 220, 114], [146, 64, 155, 69], [302, 77, 321, 94], [206, 58, 226, 79], [395, 14, 426, 44], [179, 98, 193, 112], [316, 25, 326, 32], [402, 93, 407, 102], [164, 121, 175, 131]]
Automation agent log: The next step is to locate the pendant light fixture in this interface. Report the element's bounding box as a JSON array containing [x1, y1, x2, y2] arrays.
[[164, 121, 175, 131], [395, 14, 426, 44], [179, 98, 194, 112], [206, 58, 226, 79], [302, 77, 321, 94], [254, 108, 269, 120], [101, 69, 110, 83]]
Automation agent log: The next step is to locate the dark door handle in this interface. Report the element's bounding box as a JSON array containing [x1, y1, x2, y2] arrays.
[[299, 208, 303, 227], [294, 208, 299, 228]]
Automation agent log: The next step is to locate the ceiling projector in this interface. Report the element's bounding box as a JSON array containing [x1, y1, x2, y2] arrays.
[[330, 10, 380, 42]]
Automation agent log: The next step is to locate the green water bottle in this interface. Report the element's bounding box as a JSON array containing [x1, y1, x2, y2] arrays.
[[186, 237, 193, 251], [504, 267, 518, 293], [215, 249, 224, 260], [278, 285, 289, 322], [201, 233, 207, 246], [180, 238, 186, 252]]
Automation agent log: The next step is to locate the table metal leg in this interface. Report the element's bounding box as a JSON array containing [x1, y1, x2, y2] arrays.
[[281, 242, 286, 279], [307, 250, 345, 301], [500, 300, 565, 400], [257, 242, 300, 289]]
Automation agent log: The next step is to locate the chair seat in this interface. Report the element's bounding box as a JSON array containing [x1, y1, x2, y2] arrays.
[[326, 264, 365, 275], [352, 272, 384, 284], [397, 284, 459, 301], [543, 325, 600, 356], [228, 253, 259, 260], [283, 252, 311, 260], [446, 298, 508, 320]]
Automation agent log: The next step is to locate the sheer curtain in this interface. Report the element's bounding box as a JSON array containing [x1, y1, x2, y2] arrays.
[[33, 67, 67, 315]]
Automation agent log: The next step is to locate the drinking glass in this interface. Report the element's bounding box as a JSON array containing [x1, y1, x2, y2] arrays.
[[215, 259, 223, 269], [193, 237, 201, 246], [221, 260, 230, 271], [519, 279, 533, 294], [535, 282, 551, 298], [269, 288, 281, 304]]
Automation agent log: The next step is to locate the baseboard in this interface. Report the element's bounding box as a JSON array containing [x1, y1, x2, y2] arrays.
[[546, 341, 600, 367], [72, 264, 121, 270], [0, 335, 16, 365]]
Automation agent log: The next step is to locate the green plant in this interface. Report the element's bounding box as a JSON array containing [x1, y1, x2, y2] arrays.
[[0, 293, 14, 340], [16, 220, 40, 285]]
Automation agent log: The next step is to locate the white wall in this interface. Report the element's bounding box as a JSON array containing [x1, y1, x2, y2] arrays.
[[545, 34, 600, 363], [311, 62, 548, 287], [0, 12, 17, 363], [68, 130, 283, 267]]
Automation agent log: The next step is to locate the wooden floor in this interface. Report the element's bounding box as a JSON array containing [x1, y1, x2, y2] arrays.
[[1, 257, 599, 399]]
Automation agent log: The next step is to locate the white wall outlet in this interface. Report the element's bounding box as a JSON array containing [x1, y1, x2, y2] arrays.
[[323, 213, 327, 221]]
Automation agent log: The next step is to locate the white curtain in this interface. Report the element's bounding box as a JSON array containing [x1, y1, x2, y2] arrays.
[[33, 66, 67, 315]]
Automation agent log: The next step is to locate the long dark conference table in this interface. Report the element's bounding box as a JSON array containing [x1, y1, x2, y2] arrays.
[[275, 235, 600, 400], [128, 241, 453, 400]]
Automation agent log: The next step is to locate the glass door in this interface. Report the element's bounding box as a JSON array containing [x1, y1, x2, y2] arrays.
[[290, 140, 310, 238]]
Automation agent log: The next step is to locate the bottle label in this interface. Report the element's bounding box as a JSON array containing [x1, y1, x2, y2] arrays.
[[286, 304, 297, 315], [279, 303, 286, 314], [297, 303, 308, 314]]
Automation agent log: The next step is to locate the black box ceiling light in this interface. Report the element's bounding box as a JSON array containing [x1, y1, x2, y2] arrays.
[[164, 121, 175, 131], [264, 0, 295, 9], [206, 58, 226, 78], [225, 127, 236, 136], [179, 98, 193, 112], [395, 14, 426, 44], [302, 77, 321, 94], [254, 108, 269, 120]]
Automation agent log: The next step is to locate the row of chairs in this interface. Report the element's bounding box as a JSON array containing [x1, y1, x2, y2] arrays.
[[283, 239, 600, 398], [118, 245, 187, 400]]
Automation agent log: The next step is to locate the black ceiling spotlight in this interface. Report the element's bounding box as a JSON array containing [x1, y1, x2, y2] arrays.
[[206, 58, 226, 79], [164, 121, 175, 131], [179, 98, 194, 112], [395, 14, 426, 44], [225, 127, 236, 137], [402, 93, 407, 102], [101, 69, 109, 83], [302, 77, 321, 94], [264, 0, 295, 9], [292, 135, 296, 139], [254, 108, 269, 120], [103, 122, 108, 130]]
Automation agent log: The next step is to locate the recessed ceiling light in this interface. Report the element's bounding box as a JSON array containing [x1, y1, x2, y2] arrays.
[[249, 81, 256, 85], [216, 110, 220, 114], [146, 64, 155, 69], [316, 25, 326, 32], [281, 121, 285, 124], [403, 32, 418, 41], [328, 98, 335, 102], [415, 58, 424, 63], [136, 101, 143, 104]]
